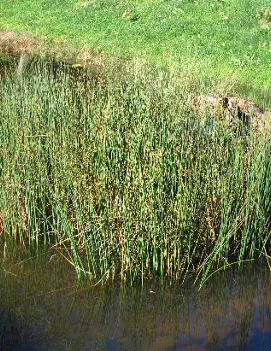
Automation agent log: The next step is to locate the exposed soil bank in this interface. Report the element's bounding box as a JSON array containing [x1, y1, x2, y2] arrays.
[[0, 30, 105, 69]]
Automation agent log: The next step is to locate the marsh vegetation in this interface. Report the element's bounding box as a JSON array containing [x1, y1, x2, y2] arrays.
[[1, 1, 271, 349], [0, 60, 271, 285]]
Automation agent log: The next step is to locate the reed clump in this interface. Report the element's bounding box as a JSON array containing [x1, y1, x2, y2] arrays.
[[0, 61, 271, 285]]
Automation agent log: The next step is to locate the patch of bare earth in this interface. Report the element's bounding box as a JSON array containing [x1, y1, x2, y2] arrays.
[[0, 30, 104, 69]]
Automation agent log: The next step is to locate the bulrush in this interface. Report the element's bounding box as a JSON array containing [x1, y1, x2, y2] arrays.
[[0, 60, 271, 286]]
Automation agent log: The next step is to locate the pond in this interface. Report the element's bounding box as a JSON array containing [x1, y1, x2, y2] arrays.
[[1, 246, 271, 351]]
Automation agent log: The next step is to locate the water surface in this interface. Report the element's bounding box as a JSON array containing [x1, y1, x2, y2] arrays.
[[0, 247, 271, 351]]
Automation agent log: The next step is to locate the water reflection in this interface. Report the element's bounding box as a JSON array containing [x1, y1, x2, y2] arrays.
[[0, 247, 271, 350]]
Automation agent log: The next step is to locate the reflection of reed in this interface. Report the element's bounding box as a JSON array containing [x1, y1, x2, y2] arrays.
[[256, 270, 271, 340], [0, 309, 24, 351], [0, 250, 271, 351]]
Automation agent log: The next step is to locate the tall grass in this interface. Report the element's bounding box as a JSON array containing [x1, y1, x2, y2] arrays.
[[0, 61, 271, 285]]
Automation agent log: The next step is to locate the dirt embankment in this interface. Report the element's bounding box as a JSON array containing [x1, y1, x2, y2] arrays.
[[0, 30, 104, 68]]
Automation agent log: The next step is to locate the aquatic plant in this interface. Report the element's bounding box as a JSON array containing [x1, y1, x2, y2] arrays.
[[0, 61, 271, 285]]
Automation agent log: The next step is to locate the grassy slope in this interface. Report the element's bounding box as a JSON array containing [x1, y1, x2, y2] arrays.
[[0, 0, 271, 87]]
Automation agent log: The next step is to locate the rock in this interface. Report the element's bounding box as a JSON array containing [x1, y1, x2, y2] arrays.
[[222, 96, 265, 132], [195, 95, 268, 133]]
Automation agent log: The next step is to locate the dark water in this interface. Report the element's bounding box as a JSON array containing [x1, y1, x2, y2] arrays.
[[0, 247, 271, 351]]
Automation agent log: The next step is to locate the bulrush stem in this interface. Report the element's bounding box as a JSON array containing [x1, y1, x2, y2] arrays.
[[1, 58, 270, 286]]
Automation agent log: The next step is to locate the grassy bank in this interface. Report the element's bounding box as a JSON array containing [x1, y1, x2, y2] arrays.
[[0, 0, 271, 88], [0, 61, 271, 285]]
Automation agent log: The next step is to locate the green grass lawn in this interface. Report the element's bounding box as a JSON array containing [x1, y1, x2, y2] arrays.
[[0, 0, 271, 89]]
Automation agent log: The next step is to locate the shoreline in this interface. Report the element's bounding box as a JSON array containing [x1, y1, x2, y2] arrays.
[[0, 30, 105, 69]]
